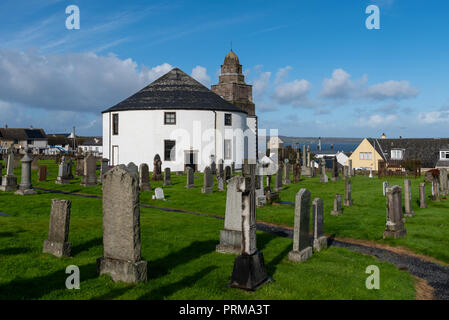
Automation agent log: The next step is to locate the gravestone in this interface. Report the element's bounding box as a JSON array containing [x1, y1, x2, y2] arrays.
[[231, 162, 235, 174], [210, 155, 217, 175], [344, 178, 353, 206], [81, 153, 97, 186], [265, 175, 272, 192], [100, 158, 110, 182], [153, 187, 165, 200], [320, 159, 328, 183], [432, 180, 440, 202], [216, 176, 244, 254], [225, 166, 231, 181], [0, 162, 3, 184], [31, 157, 39, 170], [331, 157, 339, 181], [256, 174, 266, 207], [283, 163, 291, 185], [312, 198, 327, 252], [383, 185, 407, 239], [127, 162, 138, 176], [163, 167, 172, 186], [439, 168, 448, 195], [67, 159, 74, 180], [383, 181, 389, 196], [15, 150, 37, 195], [38, 165, 47, 182], [229, 164, 269, 291], [76, 157, 84, 176], [288, 188, 313, 262], [97, 165, 147, 283], [217, 176, 225, 192], [330, 194, 343, 216], [0, 149, 18, 192], [152, 154, 163, 181], [348, 159, 353, 177], [185, 167, 195, 188], [294, 163, 301, 183], [139, 163, 151, 191], [56, 157, 70, 185], [42, 199, 72, 257], [218, 159, 224, 178], [403, 179, 414, 217], [419, 182, 427, 209], [274, 165, 283, 192], [13, 157, 19, 169], [201, 166, 214, 194], [369, 168, 373, 178]]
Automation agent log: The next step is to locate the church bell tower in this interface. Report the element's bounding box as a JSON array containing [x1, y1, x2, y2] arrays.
[[211, 50, 256, 116]]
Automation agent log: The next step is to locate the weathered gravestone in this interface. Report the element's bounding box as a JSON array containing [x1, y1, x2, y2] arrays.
[[76, 157, 84, 176], [163, 167, 172, 186], [293, 163, 301, 183], [67, 159, 74, 180], [152, 154, 163, 181], [100, 158, 110, 182], [15, 150, 37, 195], [383, 185, 407, 239], [312, 198, 327, 252], [231, 162, 235, 174], [218, 159, 224, 178], [0, 162, 3, 184], [403, 179, 414, 217], [283, 163, 291, 185], [202, 166, 213, 194], [97, 165, 147, 283], [288, 188, 313, 262], [217, 175, 225, 192], [439, 168, 448, 195], [185, 167, 195, 188], [383, 181, 389, 196], [432, 180, 440, 202], [43, 199, 72, 257], [81, 153, 97, 186], [274, 165, 283, 192], [229, 164, 269, 291], [210, 155, 217, 175], [330, 194, 343, 216], [153, 187, 165, 200], [331, 157, 340, 181], [139, 163, 151, 191], [56, 157, 70, 185], [31, 157, 39, 170], [320, 159, 328, 183], [225, 166, 231, 181], [0, 149, 18, 191], [38, 165, 47, 182], [344, 178, 353, 206], [348, 159, 353, 177], [216, 176, 244, 254], [419, 182, 427, 209]]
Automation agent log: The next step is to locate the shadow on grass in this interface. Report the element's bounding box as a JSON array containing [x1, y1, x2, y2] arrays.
[[138, 266, 218, 300], [257, 232, 278, 251], [0, 232, 16, 238], [90, 286, 134, 300], [265, 244, 291, 276], [0, 263, 97, 299], [148, 240, 217, 280], [0, 247, 31, 256], [71, 237, 102, 256]]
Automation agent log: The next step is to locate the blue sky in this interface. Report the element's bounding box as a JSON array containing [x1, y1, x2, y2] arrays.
[[0, 0, 448, 138]]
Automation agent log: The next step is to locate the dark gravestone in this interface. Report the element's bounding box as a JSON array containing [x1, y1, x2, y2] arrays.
[[152, 154, 163, 181], [312, 198, 327, 251], [383, 185, 407, 239], [139, 163, 151, 191], [288, 188, 313, 262], [43, 199, 72, 257], [38, 165, 47, 182]]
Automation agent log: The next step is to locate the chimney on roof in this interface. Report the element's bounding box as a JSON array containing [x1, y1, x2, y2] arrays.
[[399, 136, 402, 139], [381, 133, 386, 139], [5, 124, 7, 129], [30, 125, 33, 129]]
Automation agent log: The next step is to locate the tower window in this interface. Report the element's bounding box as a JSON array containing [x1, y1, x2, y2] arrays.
[[224, 113, 232, 126], [164, 140, 176, 161], [112, 114, 119, 135], [164, 112, 176, 125], [224, 139, 232, 160]]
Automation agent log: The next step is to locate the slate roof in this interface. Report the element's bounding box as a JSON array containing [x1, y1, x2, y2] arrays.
[[367, 138, 449, 168], [81, 137, 102, 146], [0, 128, 46, 140], [102, 68, 247, 114]]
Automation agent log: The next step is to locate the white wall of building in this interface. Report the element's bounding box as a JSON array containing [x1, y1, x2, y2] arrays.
[[103, 109, 250, 172]]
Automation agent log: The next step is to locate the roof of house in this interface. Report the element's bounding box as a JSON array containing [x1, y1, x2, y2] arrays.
[[81, 137, 102, 146], [0, 128, 46, 140], [367, 138, 449, 168], [102, 68, 247, 114]]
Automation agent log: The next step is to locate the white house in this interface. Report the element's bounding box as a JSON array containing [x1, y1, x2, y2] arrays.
[[102, 51, 258, 172], [80, 137, 103, 156]]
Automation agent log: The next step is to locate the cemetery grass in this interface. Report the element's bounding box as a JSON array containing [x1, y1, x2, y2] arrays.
[[0, 191, 416, 300], [11, 160, 449, 263]]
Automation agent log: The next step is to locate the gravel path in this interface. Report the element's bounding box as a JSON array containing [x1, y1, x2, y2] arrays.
[[35, 187, 449, 299]]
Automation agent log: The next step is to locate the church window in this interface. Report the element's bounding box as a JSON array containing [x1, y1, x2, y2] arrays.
[[164, 112, 176, 125], [112, 114, 119, 135], [224, 139, 232, 160], [164, 140, 176, 161], [224, 113, 232, 126]]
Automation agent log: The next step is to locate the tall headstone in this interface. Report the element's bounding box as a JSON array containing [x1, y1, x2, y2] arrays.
[[163, 167, 172, 186], [274, 165, 283, 192], [348, 159, 353, 177], [81, 153, 97, 186], [0, 149, 18, 191], [331, 157, 339, 181], [31, 157, 39, 170], [201, 166, 213, 194], [152, 154, 163, 181], [369, 168, 373, 178], [383, 181, 389, 196], [293, 163, 301, 183], [312, 198, 327, 252], [185, 167, 195, 188], [217, 175, 225, 192], [344, 178, 353, 206], [56, 157, 70, 185], [42, 199, 72, 257], [283, 162, 291, 185], [218, 159, 224, 178], [383, 185, 407, 239], [76, 157, 84, 176], [100, 158, 110, 182], [288, 188, 313, 262], [15, 150, 37, 195], [139, 163, 151, 191], [210, 155, 217, 175], [0, 161, 3, 184], [38, 165, 47, 182], [432, 180, 440, 202], [216, 176, 244, 254], [256, 173, 266, 207], [225, 165, 231, 181], [231, 162, 235, 174], [67, 159, 74, 180], [330, 194, 343, 216], [302, 145, 307, 167], [439, 168, 448, 195], [306, 146, 311, 167], [320, 158, 328, 183], [229, 164, 268, 291], [403, 179, 414, 217], [419, 183, 427, 209], [97, 165, 147, 283]]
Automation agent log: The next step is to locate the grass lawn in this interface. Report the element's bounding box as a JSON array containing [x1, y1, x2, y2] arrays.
[[0, 191, 415, 299], [19, 160, 449, 264]]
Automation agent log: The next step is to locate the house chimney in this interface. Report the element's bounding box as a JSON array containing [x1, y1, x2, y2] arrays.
[[5, 124, 7, 129], [381, 133, 386, 139], [29, 125, 33, 129]]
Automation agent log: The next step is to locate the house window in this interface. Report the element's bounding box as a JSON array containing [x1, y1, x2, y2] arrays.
[[164, 140, 176, 161], [224, 139, 232, 160], [27, 140, 33, 145], [112, 113, 119, 135], [391, 149, 403, 160], [164, 112, 176, 125], [440, 151, 449, 160], [224, 113, 232, 126], [359, 152, 372, 160]]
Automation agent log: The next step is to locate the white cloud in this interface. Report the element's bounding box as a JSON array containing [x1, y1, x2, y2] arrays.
[[418, 111, 449, 124], [274, 66, 292, 84], [319, 68, 354, 99], [272, 79, 311, 106], [252, 71, 271, 98], [357, 114, 398, 127], [191, 65, 211, 87], [365, 80, 419, 100], [0, 49, 173, 112]]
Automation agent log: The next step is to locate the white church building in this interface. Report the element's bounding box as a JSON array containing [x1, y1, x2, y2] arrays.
[[102, 50, 258, 172]]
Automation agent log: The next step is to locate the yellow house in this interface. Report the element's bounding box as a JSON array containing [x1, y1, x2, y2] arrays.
[[347, 138, 383, 171]]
